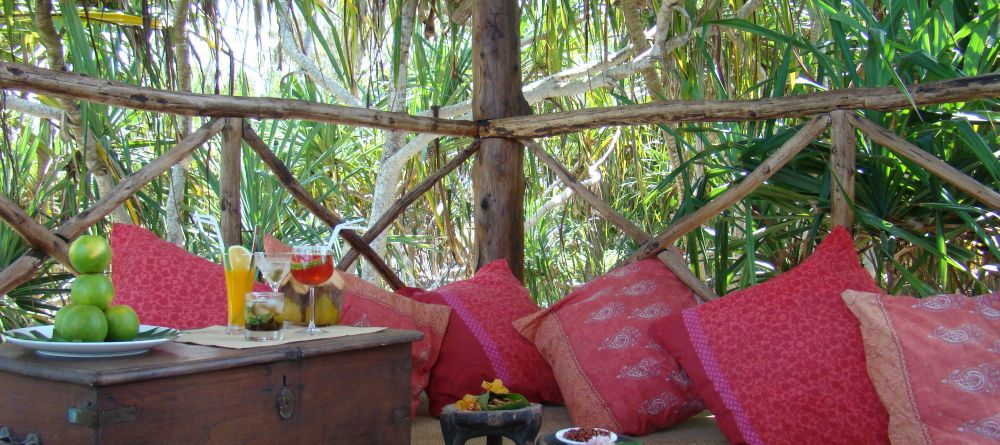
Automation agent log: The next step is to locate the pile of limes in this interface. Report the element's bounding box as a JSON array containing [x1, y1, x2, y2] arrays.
[[53, 235, 141, 342]]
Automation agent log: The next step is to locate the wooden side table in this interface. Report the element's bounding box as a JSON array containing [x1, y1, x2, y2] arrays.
[[0, 329, 421, 444], [439, 403, 542, 445]]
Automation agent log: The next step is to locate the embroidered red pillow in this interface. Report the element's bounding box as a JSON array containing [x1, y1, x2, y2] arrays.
[[405, 259, 562, 416], [650, 226, 890, 445], [264, 235, 450, 416], [842, 290, 1000, 445], [513, 258, 702, 436], [111, 223, 267, 329]]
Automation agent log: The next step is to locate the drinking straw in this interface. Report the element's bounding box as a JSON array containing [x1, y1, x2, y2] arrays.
[[327, 217, 367, 259]]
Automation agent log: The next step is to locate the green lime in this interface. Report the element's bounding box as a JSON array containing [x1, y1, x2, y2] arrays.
[[71, 274, 115, 310], [104, 304, 140, 341], [69, 235, 112, 273], [54, 304, 108, 342]]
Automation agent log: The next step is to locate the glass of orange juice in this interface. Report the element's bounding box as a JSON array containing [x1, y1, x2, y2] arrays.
[[223, 245, 256, 335]]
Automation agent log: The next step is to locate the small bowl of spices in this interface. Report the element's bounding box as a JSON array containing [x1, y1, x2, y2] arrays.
[[555, 426, 618, 444]]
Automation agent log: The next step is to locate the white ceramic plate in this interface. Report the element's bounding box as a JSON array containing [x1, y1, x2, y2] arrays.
[[555, 427, 618, 444], [2, 325, 178, 358]]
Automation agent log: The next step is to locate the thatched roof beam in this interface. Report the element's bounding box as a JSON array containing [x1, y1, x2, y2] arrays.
[[483, 74, 1000, 138], [0, 62, 479, 138]]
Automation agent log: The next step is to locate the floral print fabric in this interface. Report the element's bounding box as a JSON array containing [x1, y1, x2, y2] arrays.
[[407, 260, 562, 416], [652, 226, 890, 445], [111, 224, 268, 329], [514, 258, 701, 436], [843, 290, 1000, 444]]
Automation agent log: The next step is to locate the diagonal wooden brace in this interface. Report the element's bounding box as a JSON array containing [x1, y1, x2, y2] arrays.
[[241, 122, 405, 290], [522, 138, 719, 302], [337, 139, 482, 271], [628, 114, 830, 262], [0, 118, 225, 296], [0, 195, 76, 275]]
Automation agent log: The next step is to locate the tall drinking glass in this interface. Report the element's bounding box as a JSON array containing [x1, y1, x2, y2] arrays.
[[290, 246, 334, 335], [255, 252, 292, 292], [223, 247, 256, 335]]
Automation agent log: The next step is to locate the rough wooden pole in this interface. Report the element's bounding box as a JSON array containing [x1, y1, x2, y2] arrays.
[[0, 195, 76, 274], [338, 140, 481, 270], [241, 123, 405, 289], [220, 118, 244, 247], [848, 113, 1000, 211], [0, 119, 224, 295], [630, 115, 830, 261], [483, 73, 1000, 137], [829, 111, 856, 229], [472, 0, 527, 278], [0, 62, 479, 138]]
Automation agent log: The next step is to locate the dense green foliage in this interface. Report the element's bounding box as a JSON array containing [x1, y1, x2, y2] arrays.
[[1, 0, 997, 329]]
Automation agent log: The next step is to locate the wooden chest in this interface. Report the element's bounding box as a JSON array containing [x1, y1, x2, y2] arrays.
[[0, 329, 421, 444]]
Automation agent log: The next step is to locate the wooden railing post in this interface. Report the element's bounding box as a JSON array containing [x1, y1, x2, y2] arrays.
[[472, 0, 528, 279], [830, 111, 856, 229], [220, 118, 243, 247]]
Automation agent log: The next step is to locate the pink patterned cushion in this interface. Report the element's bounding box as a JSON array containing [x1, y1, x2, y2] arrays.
[[340, 272, 451, 417], [264, 235, 450, 416], [111, 224, 267, 329], [651, 226, 890, 445], [406, 260, 562, 416], [843, 290, 1000, 444], [514, 258, 701, 436]]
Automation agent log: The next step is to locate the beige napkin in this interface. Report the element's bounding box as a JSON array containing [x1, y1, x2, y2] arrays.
[[175, 325, 385, 349]]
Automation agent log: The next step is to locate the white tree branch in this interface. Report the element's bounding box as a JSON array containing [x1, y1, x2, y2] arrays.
[[2, 96, 62, 120], [276, 1, 363, 108], [527, 129, 621, 229]]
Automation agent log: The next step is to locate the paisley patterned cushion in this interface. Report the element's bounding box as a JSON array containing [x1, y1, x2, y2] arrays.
[[263, 235, 451, 416], [843, 290, 1000, 445], [406, 260, 563, 417], [514, 258, 701, 436], [650, 226, 890, 445], [111, 223, 268, 330]]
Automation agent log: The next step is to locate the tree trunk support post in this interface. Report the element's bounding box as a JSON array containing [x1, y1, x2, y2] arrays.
[[472, 0, 528, 279], [220, 118, 244, 247], [830, 111, 855, 230]]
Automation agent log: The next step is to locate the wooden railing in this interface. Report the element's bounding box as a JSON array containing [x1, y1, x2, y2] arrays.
[[1, 61, 998, 301]]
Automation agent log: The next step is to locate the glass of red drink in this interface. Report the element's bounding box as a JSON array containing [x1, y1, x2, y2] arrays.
[[290, 245, 334, 335]]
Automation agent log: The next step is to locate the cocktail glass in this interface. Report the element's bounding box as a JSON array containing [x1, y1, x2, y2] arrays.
[[290, 245, 334, 335], [244, 291, 285, 341], [223, 248, 256, 335], [255, 252, 292, 292]]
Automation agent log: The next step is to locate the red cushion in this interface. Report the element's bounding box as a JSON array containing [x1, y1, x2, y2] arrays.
[[340, 273, 451, 417], [514, 258, 702, 436], [264, 235, 450, 416], [407, 260, 562, 416], [111, 224, 267, 329], [650, 226, 890, 445], [843, 290, 1000, 445]]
